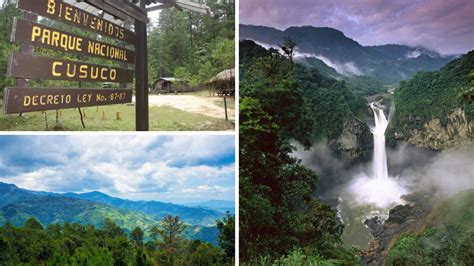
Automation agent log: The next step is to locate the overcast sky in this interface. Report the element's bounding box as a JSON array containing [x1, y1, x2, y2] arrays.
[[240, 0, 474, 55], [0, 135, 235, 204]]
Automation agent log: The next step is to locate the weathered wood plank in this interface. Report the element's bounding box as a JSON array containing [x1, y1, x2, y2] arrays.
[[7, 53, 134, 83], [3, 87, 133, 114], [12, 17, 135, 64], [17, 0, 136, 44]]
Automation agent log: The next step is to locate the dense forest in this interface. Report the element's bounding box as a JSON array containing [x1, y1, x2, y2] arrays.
[[147, 0, 234, 86], [0, 214, 234, 265], [239, 40, 361, 264], [392, 50, 474, 134]]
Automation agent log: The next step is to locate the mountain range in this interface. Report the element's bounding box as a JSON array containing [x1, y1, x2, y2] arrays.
[[240, 24, 456, 83], [0, 182, 232, 245]]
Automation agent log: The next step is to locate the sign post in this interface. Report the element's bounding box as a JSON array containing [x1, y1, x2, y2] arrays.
[[135, 0, 149, 131], [3, 0, 211, 131]]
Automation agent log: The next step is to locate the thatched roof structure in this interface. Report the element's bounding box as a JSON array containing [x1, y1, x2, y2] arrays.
[[209, 68, 235, 83]]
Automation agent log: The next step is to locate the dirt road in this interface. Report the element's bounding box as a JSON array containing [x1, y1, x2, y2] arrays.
[[134, 95, 235, 120]]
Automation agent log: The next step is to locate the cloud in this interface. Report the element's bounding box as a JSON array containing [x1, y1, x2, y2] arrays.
[[240, 0, 474, 54], [251, 40, 363, 76], [0, 136, 235, 203]]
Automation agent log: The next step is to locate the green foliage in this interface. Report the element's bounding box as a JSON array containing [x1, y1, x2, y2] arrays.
[[189, 242, 225, 265], [217, 212, 235, 261], [392, 50, 474, 134], [0, 3, 20, 94], [0, 215, 231, 265], [387, 190, 474, 265], [239, 40, 360, 264], [148, 1, 234, 85], [131, 227, 145, 246]]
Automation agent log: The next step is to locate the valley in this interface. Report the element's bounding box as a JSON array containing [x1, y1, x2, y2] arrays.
[[240, 32, 473, 264], [0, 182, 232, 246]]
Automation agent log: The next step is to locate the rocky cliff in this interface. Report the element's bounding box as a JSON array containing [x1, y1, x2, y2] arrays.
[[329, 117, 373, 166], [394, 108, 473, 150]]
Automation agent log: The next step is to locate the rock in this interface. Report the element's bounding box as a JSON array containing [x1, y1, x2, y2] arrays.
[[396, 108, 474, 150], [364, 216, 384, 237], [361, 192, 437, 265], [329, 117, 373, 166]]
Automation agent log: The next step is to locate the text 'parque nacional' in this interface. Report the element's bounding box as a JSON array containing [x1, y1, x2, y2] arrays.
[[12, 18, 135, 64]]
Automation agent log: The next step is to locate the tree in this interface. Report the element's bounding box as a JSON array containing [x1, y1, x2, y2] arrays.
[[103, 218, 125, 238], [189, 242, 223, 265], [24, 218, 43, 230], [280, 37, 297, 70], [216, 212, 235, 260], [159, 215, 187, 252], [131, 227, 144, 247]]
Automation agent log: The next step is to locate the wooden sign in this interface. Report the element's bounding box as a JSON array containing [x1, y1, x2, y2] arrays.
[[11, 18, 135, 64], [17, 0, 136, 44], [3, 87, 133, 114], [7, 53, 134, 83], [86, 0, 149, 23]]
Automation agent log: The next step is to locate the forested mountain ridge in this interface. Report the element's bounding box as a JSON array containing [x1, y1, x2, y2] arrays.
[[0, 182, 225, 245], [63, 191, 224, 226], [391, 50, 474, 150], [240, 24, 454, 83]]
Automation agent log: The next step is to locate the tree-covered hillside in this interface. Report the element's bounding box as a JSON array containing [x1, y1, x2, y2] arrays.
[[392, 51, 474, 134], [240, 40, 367, 144], [0, 182, 225, 246], [239, 40, 360, 264], [63, 191, 224, 226], [387, 190, 474, 265]]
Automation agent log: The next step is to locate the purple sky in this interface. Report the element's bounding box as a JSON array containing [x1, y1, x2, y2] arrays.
[[240, 0, 474, 55]]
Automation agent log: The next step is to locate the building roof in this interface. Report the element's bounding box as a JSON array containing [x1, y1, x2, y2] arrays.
[[155, 77, 185, 83], [209, 68, 235, 83]]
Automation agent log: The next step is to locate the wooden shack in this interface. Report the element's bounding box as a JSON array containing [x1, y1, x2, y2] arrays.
[[151, 77, 188, 94]]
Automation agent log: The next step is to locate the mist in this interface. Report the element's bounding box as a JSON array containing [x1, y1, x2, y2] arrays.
[[246, 39, 364, 76], [294, 140, 474, 202]]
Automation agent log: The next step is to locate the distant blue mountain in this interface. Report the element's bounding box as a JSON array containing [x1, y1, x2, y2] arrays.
[[185, 200, 235, 214]]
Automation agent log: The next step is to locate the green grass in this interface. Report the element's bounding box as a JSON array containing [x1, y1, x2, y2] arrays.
[[0, 101, 234, 131]]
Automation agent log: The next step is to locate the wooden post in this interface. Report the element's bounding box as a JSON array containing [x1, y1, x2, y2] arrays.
[[224, 94, 228, 120], [135, 0, 149, 131], [16, 12, 37, 118]]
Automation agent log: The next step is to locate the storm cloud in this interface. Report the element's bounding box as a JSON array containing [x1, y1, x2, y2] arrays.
[[240, 0, 474, 55]]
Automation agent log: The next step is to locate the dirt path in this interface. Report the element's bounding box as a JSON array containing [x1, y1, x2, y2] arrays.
[[134, 95, 235, 120]]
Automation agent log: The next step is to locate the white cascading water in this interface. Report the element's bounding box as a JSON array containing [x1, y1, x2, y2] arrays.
[[347, 102, 408, 209], [370, 103, 389, 180]]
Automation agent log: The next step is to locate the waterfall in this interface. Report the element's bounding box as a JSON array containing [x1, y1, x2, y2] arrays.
[[370, 103, 389, 180]]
